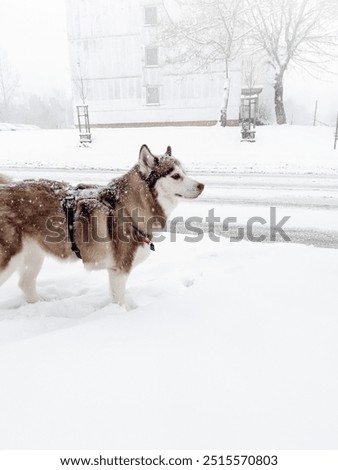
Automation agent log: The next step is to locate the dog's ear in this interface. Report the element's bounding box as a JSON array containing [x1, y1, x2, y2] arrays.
[[166, 146, 172, 157], [139, 145, 159, 175]]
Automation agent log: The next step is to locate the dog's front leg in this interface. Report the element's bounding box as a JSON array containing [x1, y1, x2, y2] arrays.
[[108, 269, 129, 306], [19, 243, 45, 303]]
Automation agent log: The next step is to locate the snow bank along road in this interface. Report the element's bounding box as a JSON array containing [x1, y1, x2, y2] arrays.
[[2, 166, 338, 249]]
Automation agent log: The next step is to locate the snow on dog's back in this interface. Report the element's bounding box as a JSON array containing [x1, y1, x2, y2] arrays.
[[0, 174, 11, 184]]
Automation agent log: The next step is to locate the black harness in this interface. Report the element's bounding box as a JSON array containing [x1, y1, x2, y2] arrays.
[[62, 183, 156, 260], [63, 193, 82, 260]]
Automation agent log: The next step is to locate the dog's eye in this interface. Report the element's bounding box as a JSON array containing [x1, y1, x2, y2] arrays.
[[171, 174, 181, 180]]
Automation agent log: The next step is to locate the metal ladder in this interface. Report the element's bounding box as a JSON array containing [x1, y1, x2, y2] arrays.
[[76, 105, 92, 143]]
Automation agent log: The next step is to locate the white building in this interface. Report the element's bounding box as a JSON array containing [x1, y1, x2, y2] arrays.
[[65, 0, 245, 126]]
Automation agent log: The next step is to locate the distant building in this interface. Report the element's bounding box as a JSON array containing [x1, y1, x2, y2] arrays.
[[65, 0, 258, 127]]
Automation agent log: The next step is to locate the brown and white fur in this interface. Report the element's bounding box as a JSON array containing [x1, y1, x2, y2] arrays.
[[0, 145, 204, 307]]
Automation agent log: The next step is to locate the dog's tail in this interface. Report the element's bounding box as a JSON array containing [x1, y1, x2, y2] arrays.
[[0, 174, 12, 184]]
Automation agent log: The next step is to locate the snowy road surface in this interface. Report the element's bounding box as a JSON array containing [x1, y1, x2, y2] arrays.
[[3, 166, 338, 249]]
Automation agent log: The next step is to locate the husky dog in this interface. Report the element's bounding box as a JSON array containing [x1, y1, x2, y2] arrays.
[[0, 145, 204, 306]]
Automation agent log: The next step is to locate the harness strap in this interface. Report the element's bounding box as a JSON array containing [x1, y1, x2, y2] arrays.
[[132, 224, 155, 251], [63, 194, 82, 260]]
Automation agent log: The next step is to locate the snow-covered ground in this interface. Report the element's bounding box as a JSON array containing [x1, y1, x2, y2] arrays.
[[1, 125, 338, 450], [0, 124, 337, 174], [0, 236, 338, 449], [0, 123, 40, 131]]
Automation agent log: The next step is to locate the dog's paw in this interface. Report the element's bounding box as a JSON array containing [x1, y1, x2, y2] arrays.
[[25, 294, 43, 304]]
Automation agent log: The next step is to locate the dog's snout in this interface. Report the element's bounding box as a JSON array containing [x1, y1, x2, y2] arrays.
[[197, 183, 204, 192]]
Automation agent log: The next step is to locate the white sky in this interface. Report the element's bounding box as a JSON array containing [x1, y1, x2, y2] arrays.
[[0, 0, 72, 96], [0, 0, 337, 124]]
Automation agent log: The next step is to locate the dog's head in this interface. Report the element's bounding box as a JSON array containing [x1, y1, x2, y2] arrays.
[[138, 144, 204, 201]]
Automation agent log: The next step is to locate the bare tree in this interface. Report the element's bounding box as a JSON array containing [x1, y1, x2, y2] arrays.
[[161, 0, 247, 124], [73, 60, 89, 105], [0, 51, 19, 121], [245, 0, 338, 124], [243, 56, 259, 91]]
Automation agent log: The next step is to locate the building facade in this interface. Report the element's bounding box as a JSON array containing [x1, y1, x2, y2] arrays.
[[65, 0, 243, 126]]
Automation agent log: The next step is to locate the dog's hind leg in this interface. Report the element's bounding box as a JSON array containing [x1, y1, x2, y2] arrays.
[[18, 240, 45, 303], [0, 253, 22, 287]]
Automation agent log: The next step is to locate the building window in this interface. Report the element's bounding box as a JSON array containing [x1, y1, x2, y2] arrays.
[[144, 6, 158, 26], [145, 46, 159, 67], [146, 86, 160, 105]]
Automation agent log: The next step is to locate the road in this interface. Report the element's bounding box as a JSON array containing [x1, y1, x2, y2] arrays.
[[2, 166, 338, 249]]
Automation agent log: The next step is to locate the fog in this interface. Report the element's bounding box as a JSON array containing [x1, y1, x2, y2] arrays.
[[0, 0, 337, 128], [0, 0, 72, 127]]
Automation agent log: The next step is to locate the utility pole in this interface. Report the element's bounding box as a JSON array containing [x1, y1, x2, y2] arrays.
[[313, 100, 318, 126]]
